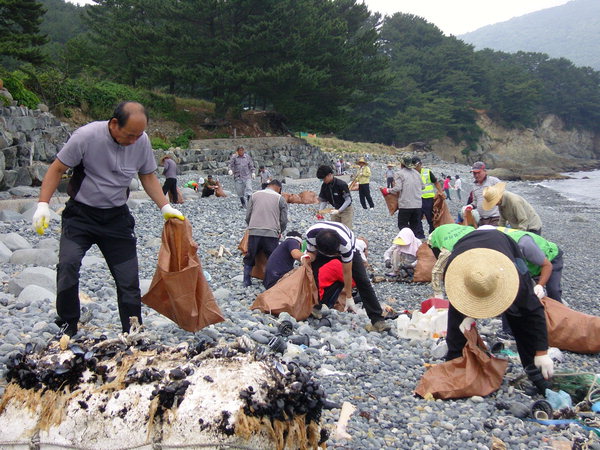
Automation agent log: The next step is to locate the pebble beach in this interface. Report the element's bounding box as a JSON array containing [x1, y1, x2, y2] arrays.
[[0, 159, 599, 449]]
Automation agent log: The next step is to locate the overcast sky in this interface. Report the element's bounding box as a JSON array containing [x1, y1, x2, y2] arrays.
[[67, 0, 572, 36], [362, 0, 572, 35]]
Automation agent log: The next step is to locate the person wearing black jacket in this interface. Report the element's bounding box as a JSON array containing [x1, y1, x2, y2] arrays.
[[443, 229, 554, 393], [316, 165, 354, 229]]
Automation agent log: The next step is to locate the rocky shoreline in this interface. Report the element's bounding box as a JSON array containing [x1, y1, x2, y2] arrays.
[[0, 160, 598, 449]]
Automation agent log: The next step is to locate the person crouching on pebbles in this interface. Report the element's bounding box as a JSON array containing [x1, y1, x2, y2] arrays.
[[301, 221, 391, 332], [443, 228, 553, 394]]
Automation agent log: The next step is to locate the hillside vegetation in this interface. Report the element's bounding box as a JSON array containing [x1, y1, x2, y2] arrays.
[[460, 0, 600, 71], [2, 0, 600, 161]]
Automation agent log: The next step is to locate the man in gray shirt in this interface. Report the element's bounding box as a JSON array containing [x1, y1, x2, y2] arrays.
[[229, 145, 255, 208], [382, 154, 424, 238], [32, 101, 185, 336], [243, 179, 288, 286], [465, 161, 501, 226]]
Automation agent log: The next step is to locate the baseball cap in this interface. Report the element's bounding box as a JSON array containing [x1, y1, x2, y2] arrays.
[[471, 161, 486, 172]]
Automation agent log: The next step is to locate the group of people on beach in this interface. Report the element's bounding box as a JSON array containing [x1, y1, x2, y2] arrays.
[[29, 100, 586, 398]]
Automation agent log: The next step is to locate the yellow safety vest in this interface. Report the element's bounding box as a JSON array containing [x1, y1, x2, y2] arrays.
[[421, 168, 434, 199]]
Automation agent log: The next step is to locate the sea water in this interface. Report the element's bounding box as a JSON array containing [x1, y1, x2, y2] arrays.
[[538, 170, 600, 206]]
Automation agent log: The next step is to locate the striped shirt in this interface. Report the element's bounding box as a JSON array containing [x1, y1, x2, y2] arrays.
[[306, 221, 355, 263]]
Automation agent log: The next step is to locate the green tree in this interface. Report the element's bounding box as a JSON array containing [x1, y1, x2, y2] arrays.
[[0, 0, 48, 65]]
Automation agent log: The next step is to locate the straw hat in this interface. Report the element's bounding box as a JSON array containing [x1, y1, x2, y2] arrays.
[[482, 182, 506, 210], [356, 157, 367, 165], [386, 162, 395, 167], [445, 248, 519, 319]]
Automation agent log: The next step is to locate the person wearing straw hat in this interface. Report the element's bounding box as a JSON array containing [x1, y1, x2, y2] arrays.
[[482, 182, 543, 234], [355, 157, 375, 210], [385, 162, 395, 188], [428, 223, 476, 298], [381, 154, 425, 238], [443, 229, 553, 392]]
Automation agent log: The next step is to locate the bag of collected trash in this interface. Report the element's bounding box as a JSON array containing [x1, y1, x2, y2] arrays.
[[250, 265, 319, 321], [412, 244, 436, 282], [167, 187, 185, 204], [215, 181, 227, 197], [541, 297, 600, 353], [237, 231, 267, 279], [287, 193, 303, 204], [433, 192, 453, 228], [380, 187, 398, 215], [142, 219, 224, 332], [299, 190, 319, 204], [415, 328, 508, 399]]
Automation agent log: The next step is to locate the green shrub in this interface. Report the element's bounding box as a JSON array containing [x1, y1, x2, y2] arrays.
[[170, 129, 195, 149], [2, 71, 40, 109], [151, 136, 170, 150]]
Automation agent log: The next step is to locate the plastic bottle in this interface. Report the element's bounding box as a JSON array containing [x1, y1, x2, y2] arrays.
[[395, 314, 410, 338]]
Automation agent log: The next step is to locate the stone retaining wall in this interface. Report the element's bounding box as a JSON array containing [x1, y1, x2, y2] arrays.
[[0, 106, 70, 190], [0, 106, 333, 190]]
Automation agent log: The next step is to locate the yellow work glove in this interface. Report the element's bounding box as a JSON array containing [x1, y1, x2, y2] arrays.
[[161, 204, 185, 221], [32, 202, 50, 235]]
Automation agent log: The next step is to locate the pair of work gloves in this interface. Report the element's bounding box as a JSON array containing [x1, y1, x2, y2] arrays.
[[32, 202, 185, 235], [459, 317, 554, 380]]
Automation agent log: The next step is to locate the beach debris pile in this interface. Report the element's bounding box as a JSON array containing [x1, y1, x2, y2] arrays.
[[0, 332, 328, 449]]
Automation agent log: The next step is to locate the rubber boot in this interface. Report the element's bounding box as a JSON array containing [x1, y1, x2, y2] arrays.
[[243, 264, 253, 287], [525, 364, 551, 394]]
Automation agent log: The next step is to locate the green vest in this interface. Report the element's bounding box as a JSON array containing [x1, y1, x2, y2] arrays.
[[497, 228, 559, 276], [421, 168, 435, 199], [429, 224, 475, 251]]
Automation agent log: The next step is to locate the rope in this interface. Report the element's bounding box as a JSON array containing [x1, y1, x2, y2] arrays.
[[0, 439, 259, 450]]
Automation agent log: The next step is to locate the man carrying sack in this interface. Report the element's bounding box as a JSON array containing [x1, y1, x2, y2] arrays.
[[444, 229, 554, 394]]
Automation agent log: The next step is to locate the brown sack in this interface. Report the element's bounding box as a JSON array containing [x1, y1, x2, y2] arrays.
[[250, 265, 319, 321], [433, 192, 453, 228], [412, 244, 436, 282], [215, 182, 227, 197], [142, 219, 224, 332], [287, 193, 302, 204], [415, 328, 508, 399], [168, 187, 185, 204], [380, 187, 398, 215], [237, 231, 267, 279], [281, 192, 291, 202], [541, 297, 600, 353], [299, 190, 319, 204]]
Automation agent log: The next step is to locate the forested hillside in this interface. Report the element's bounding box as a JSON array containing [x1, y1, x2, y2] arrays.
[[460, 0, 600, 71], [2, 0, 600, 156]]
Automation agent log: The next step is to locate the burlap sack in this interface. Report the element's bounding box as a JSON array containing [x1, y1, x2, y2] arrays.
[[287, 193, 302, 204], [380, 187, 398, 215], [142, 219, 224, 332], [412, 244, 436, 282], [541, 297, 600, 353], [433, 192, 453, 228], [167, 187, 185, 204], [299, 190, 319, 204], [415, 328, 508, 399], [250, 265, 319, 321], [215, 182, 227, 197], [237, 231, 267, 279]]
